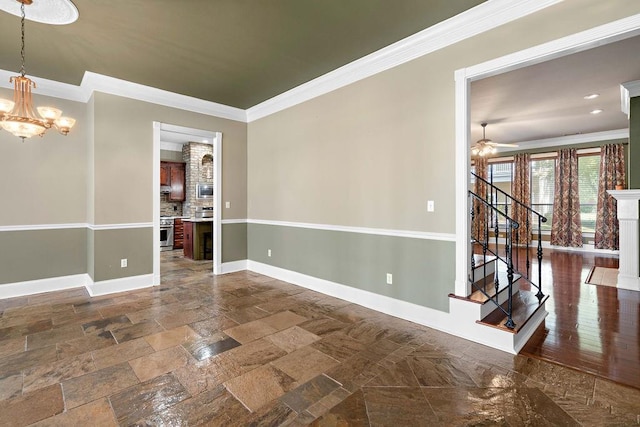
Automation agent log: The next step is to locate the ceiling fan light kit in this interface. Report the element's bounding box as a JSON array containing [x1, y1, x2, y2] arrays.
[[471, 122, 517, 157]]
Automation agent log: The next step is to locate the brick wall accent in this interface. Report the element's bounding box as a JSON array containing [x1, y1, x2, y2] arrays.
[[182, 142, 214, 218]]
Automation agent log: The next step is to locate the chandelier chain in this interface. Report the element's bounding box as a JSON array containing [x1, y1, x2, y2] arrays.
[[20, 2, 26, 77]]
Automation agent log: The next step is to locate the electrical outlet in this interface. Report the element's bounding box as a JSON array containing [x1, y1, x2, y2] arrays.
[[121, 258, 128, 268], [268, 249, 272, 257], [225, 201, 230, 209], [427, 200, 435, 212], [386, 273, 393, 285]]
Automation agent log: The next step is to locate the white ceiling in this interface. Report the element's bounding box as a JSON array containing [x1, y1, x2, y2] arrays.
[[160, 130, 212, 145], [470, 34, 640, 147]]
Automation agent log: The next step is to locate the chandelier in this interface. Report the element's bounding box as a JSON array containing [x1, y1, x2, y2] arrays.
[[0, 1, 76, 140]]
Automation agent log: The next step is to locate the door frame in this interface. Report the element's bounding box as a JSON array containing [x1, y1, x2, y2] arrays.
[[454, 15, 640, 297], [153, 122, 222, 284]]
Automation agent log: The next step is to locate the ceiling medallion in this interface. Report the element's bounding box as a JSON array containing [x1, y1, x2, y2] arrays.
[[0, 1, 76, 140], [0, 0, 78, 25]]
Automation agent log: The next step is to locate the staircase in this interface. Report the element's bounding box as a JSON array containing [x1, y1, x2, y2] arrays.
[[449, 172, 549, 353]]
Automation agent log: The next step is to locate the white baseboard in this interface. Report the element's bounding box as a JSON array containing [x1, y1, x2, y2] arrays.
[[540, 240, 619, 255], [85, 274, 155, 297], [246, 260, 545, 354], [220, 260, 248, 274], [617, 274, 640, 291], [247, 260, 456, 335], [0, 274, 88, 299]]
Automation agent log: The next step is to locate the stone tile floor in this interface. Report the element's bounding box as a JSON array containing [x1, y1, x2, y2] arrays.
[[0, 252, 639, 426]]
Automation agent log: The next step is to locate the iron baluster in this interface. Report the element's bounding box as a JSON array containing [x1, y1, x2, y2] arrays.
[[505, 219, 516, 330], [536, 215, 545, 301]]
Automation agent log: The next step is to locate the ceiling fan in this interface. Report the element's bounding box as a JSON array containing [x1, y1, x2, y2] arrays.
[[471, 122, 518, 156]]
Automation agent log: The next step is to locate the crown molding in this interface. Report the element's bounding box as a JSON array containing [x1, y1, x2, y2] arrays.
[[620, 80, 640, 117], [80, 72, 247, 122], [0, 70, 87, 102], [0, 70, 247, 123], [0, 0, 561, 124], [495, 128, 629, 153], [245, 0, 562, 122]]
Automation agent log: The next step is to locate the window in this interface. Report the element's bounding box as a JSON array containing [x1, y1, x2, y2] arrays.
[[530, 159, 555, 231], [578, 155, 600, 233], [474, 149, 601, 235]]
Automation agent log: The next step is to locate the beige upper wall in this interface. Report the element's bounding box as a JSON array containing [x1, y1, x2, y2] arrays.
[[93, 92, 247, 225], [0, 90, 88, 226], [248, 0, 640, 233], [0, 90, 247, 227]]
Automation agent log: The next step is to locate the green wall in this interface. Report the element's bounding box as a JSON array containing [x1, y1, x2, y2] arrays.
[[222, 223, 248, 263], [630, 97, 640, 189], [0, 229, 87, 285], [93, 228, 153, 282], [248, 224, 455, 312]]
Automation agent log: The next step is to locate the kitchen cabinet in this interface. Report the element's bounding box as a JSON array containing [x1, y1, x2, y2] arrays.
[[174, 218, 184, 250], [160, 161, 185, 201], [160, 163, 170, 186]]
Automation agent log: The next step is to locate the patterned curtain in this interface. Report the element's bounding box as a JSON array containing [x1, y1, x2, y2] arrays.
[[472, 157, 488, 242], [511, 153, 531, 245], [594, 144, 625, 250], [551, 148, 583, 247]]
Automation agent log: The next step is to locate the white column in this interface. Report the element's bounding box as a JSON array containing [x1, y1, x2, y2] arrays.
[[608, 190, 640, 291]]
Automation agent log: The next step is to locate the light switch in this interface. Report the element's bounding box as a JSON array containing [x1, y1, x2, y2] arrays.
[[225, 201, 230, 209], [427, 200, 435, 212]]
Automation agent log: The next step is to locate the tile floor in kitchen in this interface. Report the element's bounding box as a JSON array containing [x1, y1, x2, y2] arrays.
[[0, 251, 638, 426]]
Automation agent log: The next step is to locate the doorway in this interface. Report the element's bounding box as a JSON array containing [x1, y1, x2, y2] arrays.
[[454, 20, 640, 298], [152, 122, 222, 284]]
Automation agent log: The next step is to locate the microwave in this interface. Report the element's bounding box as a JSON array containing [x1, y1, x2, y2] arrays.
[[196, 182, 213, 199]]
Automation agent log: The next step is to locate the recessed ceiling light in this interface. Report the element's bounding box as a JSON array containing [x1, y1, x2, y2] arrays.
[[590, 109, 603, 115], [202, 139, 208, 143], [583, 93, 599, 100]]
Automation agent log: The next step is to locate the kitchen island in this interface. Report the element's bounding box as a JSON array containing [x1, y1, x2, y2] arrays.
[[183, 218, 213, 260]]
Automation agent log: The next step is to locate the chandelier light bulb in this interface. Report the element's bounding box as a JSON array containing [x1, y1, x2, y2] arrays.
[[0, 99, 15, 113], [37, 106, 63, 122], [54, 117, 76, 134]]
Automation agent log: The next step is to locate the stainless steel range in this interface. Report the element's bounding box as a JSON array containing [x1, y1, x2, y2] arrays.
[[160, 217, 174, 251]]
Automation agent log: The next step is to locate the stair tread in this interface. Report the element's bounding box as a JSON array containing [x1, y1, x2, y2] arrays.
[[477, 290, 548, 333], [468, 270, 521, 303]]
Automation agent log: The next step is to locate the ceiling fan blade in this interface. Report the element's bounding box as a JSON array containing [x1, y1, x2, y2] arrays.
[[486, 142, 518, 147]]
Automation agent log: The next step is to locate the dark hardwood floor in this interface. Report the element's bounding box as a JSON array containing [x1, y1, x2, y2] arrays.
[[509, 247, 640, 390]]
